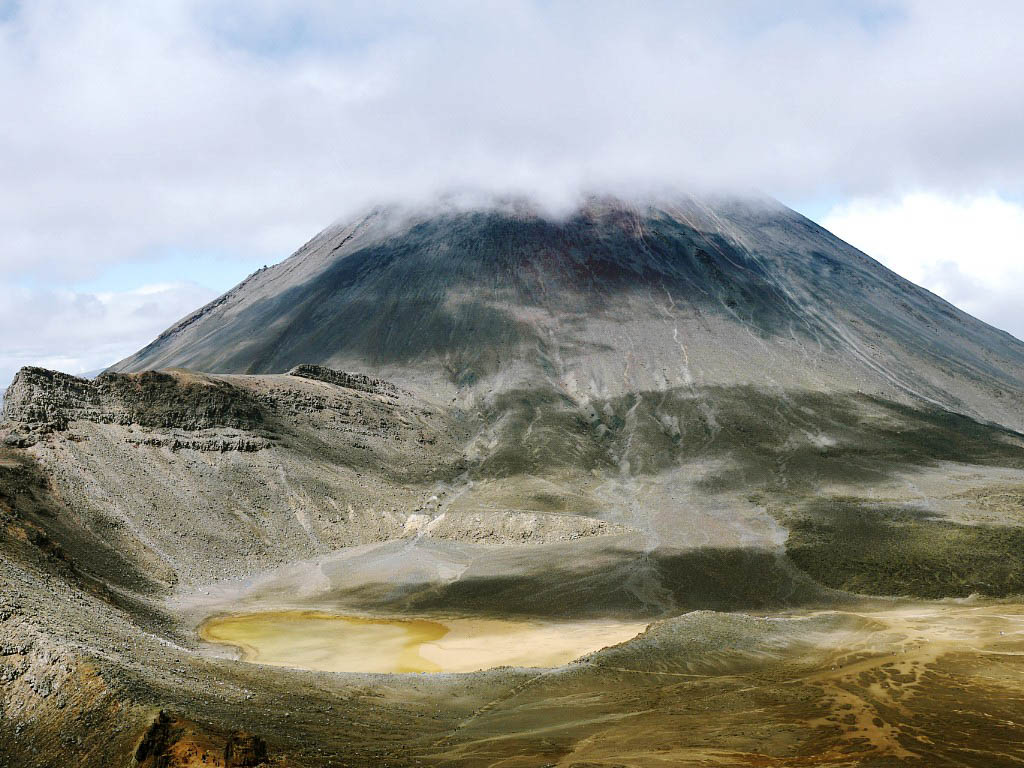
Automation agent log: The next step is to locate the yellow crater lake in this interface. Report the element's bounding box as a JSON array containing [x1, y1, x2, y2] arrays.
[[200, 611, 648, 674]]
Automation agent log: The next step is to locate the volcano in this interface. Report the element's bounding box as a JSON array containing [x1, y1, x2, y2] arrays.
[[110, 195, 1024, 428], [4, 194, 1024, 767]]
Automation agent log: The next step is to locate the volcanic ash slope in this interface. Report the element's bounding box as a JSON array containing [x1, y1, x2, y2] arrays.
[[3, 194, 1024, 766]]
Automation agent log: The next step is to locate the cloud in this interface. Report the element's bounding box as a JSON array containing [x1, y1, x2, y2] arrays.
[[0, 281, 215, 386], [2, 1, 1024, 283], [822, 193, 1024, 340], [1, 1, 1023, 375]]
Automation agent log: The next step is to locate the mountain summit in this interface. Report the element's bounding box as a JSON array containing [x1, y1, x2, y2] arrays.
[[110, 195, 1024, 430]]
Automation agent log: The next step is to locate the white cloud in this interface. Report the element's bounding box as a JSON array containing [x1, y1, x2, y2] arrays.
[[822, 193, 1024, 340], [2, 1, 1024, 283], [0, 281, 215, 386]]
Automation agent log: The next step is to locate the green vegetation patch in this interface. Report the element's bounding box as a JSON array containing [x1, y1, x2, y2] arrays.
[[783, 498, 1024, 598]]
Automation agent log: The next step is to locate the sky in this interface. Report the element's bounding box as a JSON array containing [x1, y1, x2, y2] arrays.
[[2, 0, 1024, 387]]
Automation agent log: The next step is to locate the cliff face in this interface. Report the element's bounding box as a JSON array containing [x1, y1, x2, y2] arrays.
[[287, 364, 402, 397], [2, 367, 265, 434], [108, 195, 1024, 431], [2, 368, 98, 431]]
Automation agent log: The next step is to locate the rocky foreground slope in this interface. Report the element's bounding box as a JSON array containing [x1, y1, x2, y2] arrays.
[[3, 355, 1024, 766]]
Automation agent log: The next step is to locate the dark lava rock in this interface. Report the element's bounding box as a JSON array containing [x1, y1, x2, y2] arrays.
[[289, 364, 401, 397], [133, 710, 173, 767], [224, 729, 269, 767], [2, 367, 265, 432]]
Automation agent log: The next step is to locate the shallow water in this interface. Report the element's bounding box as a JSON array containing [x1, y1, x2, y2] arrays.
[[200, 611, 648, 673]]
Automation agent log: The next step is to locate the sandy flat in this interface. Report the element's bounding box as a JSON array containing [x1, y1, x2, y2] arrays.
[[200, 611, 647, 674]]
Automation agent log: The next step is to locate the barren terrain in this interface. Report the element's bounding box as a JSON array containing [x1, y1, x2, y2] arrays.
[[4, 197, 1024, 766], [200, 612, 649, 674]]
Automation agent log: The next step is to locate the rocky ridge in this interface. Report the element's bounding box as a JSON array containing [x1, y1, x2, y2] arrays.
[[287, 364, 402, 398], [2, 367, 265, 435]]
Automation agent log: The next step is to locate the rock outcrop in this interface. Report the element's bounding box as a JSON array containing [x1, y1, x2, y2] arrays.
[[130, 711, 270, 767], [224, 730, 269, 767], [2, 367, 264, 433], [288, 364, 401, 398]]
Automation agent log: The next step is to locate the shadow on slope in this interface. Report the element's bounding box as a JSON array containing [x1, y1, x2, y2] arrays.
[[129, 207, 809, 381], [470, 386, 1024, 492], [0, 447, 175, 629], [783, 498, 1024, 598], [320, 545, 830, 620]]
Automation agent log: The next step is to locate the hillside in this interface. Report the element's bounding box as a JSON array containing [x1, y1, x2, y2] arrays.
[[110, 195, 1024, 432], [4, 195, 1024, 767]]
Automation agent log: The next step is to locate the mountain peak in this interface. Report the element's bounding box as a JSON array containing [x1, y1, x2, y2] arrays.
[[109, 194, 1024, 429]]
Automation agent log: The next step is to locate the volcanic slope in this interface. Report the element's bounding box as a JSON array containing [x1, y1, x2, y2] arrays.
[[3, 195, 1024, 766], [110, 195, 1024, 431], [5, 360, 1024, 767]]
